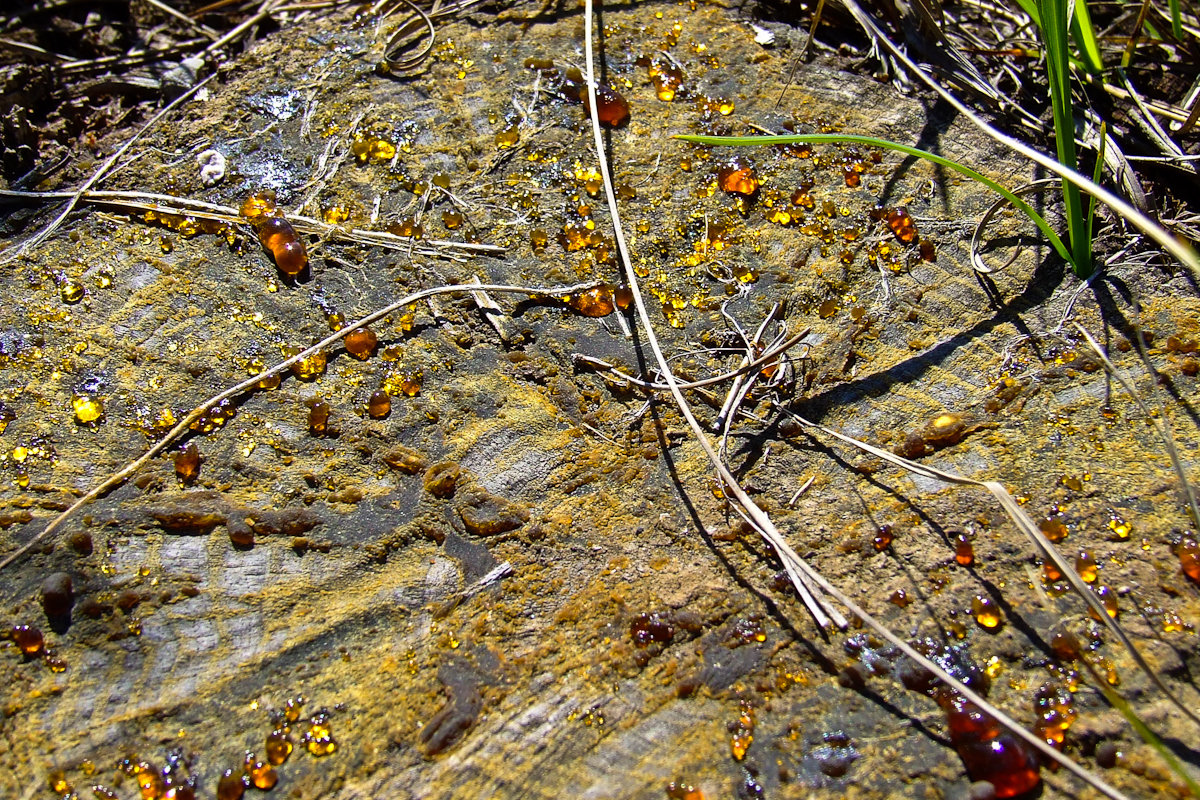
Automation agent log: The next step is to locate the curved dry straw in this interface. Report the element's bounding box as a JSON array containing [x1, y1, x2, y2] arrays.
[[0, 280, 606, 572]]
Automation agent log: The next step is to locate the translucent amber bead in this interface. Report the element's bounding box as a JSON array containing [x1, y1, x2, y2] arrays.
[[11, 624, 44, 655], [273, 239, 308, 276], [72, 394, 104, 424], [567, 286, 615, 317], [290, 349, 326, 380], [308, 399, 331, 435], [971, 595, 1002, 629], [265, 730, 293, 765], [584, 85, 630, 127], [1178, 539, 1200, 582], [248, 762, 277, 791], [215, 770, 245, 800], [257, 216, 296, 250], [344, 327, 378, 359], [954, 535, 974, 566], [175, 442, 201, 482], [240, 191, 278, 221], [717, 160, 759, 196], [367, 390, 391, 419]]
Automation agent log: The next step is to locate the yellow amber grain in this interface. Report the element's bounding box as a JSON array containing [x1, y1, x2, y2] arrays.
[[72, 394, 104, 424]]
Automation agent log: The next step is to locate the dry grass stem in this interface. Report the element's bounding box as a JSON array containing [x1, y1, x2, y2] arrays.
[[0, 279, 606, 572]]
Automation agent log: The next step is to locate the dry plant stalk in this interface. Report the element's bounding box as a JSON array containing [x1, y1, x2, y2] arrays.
[[0, 280, 605, 571]]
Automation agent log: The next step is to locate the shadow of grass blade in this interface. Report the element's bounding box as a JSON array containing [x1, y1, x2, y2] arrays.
[[673, 132, 1076, 268]]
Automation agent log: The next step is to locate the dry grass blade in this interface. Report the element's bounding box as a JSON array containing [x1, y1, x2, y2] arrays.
[[777, 405, 1200, 731], [0, 189, 503, 261], [0, 74, 217, 266], [582, 0, 843, 629], [0, 279, 607, 572], [573, 330, 810, 391]]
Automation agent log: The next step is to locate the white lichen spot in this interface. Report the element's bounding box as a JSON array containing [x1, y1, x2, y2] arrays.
[[197, 149, 226, 186]]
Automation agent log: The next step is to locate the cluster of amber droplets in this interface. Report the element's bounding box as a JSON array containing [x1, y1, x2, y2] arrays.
[[240, 191, 308, 276], [565, 285, 617, 317], [729, 700, 755, 761]]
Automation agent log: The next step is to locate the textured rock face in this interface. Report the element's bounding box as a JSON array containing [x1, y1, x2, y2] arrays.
[[1, 2, 1198, 800]]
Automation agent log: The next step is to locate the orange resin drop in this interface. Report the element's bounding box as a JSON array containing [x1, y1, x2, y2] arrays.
[[344, 327, 378, 359], [568, 286, 616, 317], [272, 239, 308, 276], [717, 160, 759, 196], [175, 442, 201, 483], [585, 85, 630, 127], [367, 390, 391, 419]]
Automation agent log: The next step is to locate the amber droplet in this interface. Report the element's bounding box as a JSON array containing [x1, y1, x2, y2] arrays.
[[584, 85, 630, 127], [442, 210, 463, 229], [666, 780, 705, 800], [529, 228, 548, 253], [308, 398, 331, 436], [135, 766, 165, 799], [1042, 560, 1063, 582], [1177, 539, 1200, 582], [1038, 514, 1068, 541], [61, 280, 85, 304], [273, 239, 308, 276], [614, 285, 634, 310], [216, 770, 245, 800], [344, 327, 378, 359], [568, 286, 616, 317], [265, 729, 294, 766], [918, 239, 936, 262], [872, 524, 894, 551], [888, 589, 911, 608], [175, 442, 201, 482], [290, 349, 326, 380], [257, 216, 296, 250], [240, 191, 278, 221], [843, 169, 860, 188], [1106, 513, 1132, 540], [367, 390, 391, 419], [11, 624, 44, 655], [1088, 585, 1119, 620], [72, 394, 105, 425], [954, 534, 974, 566], [1050, 631, 1081, 661], [971, 595, 1002, 629], [717, 159, 759, 196], [249, 761, 277, 791], [886, 207, 917, 243], [1075, 551, 1098, 583], [302, 712, 338, 756], [495, 123, 520, 149]]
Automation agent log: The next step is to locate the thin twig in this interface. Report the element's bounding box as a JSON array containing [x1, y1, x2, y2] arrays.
[[0, 280, 605, 572], [582, 0, 843, 630], [0, 74, 217, 266]]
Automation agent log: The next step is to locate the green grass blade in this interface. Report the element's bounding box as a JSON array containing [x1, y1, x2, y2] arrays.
[[1085, 663, 1200, 798], [672, 132, 1075, 267], [1014, 0, 1042, 27], [1168, 0, 1184, 39], [1039, 0, 1092, 276], [1070, 0, 1104, 74]]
